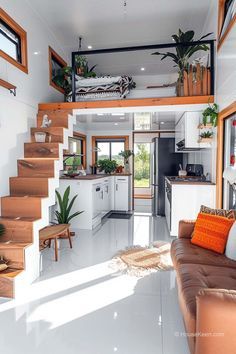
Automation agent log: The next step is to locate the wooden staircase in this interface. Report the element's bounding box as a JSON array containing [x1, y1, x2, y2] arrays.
[[0, 109, 75, 298]]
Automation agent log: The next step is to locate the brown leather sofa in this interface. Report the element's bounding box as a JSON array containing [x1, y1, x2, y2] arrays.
[[171, 220, 236, 354]]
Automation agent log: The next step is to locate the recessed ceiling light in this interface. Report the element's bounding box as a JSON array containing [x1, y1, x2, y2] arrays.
[[114, 123, 118, 126], [88, 45, 93, 49], [140, 67, 145, 71], [160, 121, 165, 125], [33, 51, 40, 55]]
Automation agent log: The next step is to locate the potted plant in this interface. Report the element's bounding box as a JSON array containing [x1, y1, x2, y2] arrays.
[[119, 150, 134, 173], [152, 29, 212, 96], [55, 186, 84, 224], [202, 103, 219, 127], [52, 66, 72, 100], [97, 159, 118, 174], [199, 130, 213, 143], [75, 55, 97, 78]]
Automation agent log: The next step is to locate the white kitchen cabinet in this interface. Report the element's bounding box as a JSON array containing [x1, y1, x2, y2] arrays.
[[175, 112, 201, 151], [114, 176, 130, 211]]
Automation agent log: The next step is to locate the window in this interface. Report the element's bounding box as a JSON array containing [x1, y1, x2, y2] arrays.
[[0, 8, 28, 73], [134, 143, 151, 188], [92, 136, 129, 166], [134, 113, 152, 130], [49, 46, 67, 93], [64, 132, 86, 169]]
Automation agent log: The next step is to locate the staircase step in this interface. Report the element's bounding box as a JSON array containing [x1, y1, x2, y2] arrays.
[[0, 217, 36, 243], [10, 177, 49, 197], [0, 242, 31, 269], [31, 127, 65, 143], [1, 196, 43, 218], [37, 113, 69, 128], [0, 268, 23, 298], [24, 142, 60, 158], [18, 158, 57, 177]]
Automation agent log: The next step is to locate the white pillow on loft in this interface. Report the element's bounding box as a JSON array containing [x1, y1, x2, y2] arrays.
[[75, 75, 121, 87], [225, 221, 236, 261]]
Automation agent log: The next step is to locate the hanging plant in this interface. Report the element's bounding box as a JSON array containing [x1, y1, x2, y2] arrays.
[[202, 103, 219, 127]]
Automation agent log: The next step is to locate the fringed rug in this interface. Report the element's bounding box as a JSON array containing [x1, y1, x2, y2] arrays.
[[110, 241, 173, 277]]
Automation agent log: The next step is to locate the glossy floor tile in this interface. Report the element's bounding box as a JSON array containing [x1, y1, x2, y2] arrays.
[[0, 214, 189, 354]]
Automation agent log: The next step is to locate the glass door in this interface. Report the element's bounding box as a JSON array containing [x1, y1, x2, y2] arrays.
[[223, 115, 236, 209]]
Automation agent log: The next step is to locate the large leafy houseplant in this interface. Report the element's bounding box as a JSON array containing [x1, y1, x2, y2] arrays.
[[97, 159, 118, 174], [55, 186, 83, 224], [75, 55, 97, 78], [202, 103, 219, 127], [52, 66, 72, 99], [152, 29, 212, 82]]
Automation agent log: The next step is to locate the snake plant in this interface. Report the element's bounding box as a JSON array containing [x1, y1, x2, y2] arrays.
[[55, 186, 83, 224]]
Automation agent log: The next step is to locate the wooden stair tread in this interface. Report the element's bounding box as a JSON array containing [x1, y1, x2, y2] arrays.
[[2, 195, 46, 200], [0, 268, 23, 278], [0, 216, 40, 222], [19, 157, 59, 161], [0, 242, 32, 249]]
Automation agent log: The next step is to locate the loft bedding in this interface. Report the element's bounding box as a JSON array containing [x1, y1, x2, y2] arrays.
[[67, 75, 136, 101]]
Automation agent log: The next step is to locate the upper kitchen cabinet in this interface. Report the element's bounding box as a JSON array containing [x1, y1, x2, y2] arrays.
[[175, 112, 202, 152]]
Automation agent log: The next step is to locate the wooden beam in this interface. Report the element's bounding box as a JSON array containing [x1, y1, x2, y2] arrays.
[[38, 95, 214, 111], [216, 101, 236, 208]]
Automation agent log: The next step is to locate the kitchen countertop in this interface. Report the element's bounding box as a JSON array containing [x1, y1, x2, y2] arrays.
[[165, 176, 216, 185], [60, 173, 132, 180]]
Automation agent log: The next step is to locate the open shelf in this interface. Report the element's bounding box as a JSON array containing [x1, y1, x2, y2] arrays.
[[0, 78, 17, 96]]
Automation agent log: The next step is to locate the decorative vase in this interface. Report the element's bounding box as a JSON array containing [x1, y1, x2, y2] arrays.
[[124, 161, 130, 174], [34, 132, 46, 143]]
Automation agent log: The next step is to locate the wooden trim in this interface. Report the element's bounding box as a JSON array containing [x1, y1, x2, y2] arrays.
[[0, 8, 28, 73], [0, 78, 16, 92], [48, 46, 67, 94], [134, 194, 153, 199], [73, 131, 87, 169], [38, 95, 214, 111], [218, 0, 236, 51], [91, 135, 129, 165], [216, 101, 236, 208]]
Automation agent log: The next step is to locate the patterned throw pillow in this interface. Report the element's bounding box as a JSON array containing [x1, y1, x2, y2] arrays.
[[200, 205, 236, 219], [191, 213, 235, 254]]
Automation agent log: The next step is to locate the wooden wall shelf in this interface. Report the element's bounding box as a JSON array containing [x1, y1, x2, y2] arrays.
[[0, 78, 17, 96]]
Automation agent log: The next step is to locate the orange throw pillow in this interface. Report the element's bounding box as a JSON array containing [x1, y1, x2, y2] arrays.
[[191, 213, 234, 254]]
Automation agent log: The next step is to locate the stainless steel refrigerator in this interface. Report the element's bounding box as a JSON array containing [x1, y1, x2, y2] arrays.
[[151, 138, 183, 216]]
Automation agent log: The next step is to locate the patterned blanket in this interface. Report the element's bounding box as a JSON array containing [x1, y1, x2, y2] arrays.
[[68, 76, 136, 101]]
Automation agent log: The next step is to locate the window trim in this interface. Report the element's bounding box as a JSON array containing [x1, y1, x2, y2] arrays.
[[49, 46, 67, 94], [133, 142, 151, 189], [0, 8, 28, 73], [92, 136, 129, 165]]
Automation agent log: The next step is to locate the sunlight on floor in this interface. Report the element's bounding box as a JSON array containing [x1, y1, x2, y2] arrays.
[[0, 261, 117, 313], [28, 274, 138, 329], [133, 215, 151, 246]]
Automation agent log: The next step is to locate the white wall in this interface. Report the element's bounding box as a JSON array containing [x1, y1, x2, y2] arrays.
[[0, 0, 68, 197]]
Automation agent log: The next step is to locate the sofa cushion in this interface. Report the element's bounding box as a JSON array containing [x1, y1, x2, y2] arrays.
[[171, 238, 236, 269], [176, 263, 236, 321], [191, 213, 234, 254], [225, 221, 236, 261]]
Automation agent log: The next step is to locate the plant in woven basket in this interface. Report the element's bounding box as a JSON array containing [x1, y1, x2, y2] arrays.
[[0, 224, 5, 237], [55, 186, 84, 224], [202, 103, 219, 127], [200, 131, 213, 139]]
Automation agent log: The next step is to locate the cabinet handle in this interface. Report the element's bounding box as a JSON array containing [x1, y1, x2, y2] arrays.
[[116, 184, 118, 191]]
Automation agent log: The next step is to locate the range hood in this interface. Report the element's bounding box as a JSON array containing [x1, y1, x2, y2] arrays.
[[176, 139, 201, 152]]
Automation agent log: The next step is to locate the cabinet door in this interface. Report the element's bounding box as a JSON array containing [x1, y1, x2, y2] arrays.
[[185, 112, 200, 148], [115, 180, 129, 211]]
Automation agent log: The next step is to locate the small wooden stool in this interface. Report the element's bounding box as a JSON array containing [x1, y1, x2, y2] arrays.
[[39, 224, 72, 261]]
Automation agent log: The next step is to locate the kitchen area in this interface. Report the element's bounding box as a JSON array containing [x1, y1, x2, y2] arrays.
[[54, 107, 216, 235]]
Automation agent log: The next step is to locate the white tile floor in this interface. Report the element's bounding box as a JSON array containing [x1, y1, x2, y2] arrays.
[[0, 214, 190, 354]]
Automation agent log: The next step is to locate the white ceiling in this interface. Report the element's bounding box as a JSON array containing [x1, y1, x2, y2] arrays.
[[28, 0, 216, 75], [76, 111, 183, 131]]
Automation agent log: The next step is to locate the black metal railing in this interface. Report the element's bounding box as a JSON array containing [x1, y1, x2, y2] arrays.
[[71, 40, 215, 102]]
